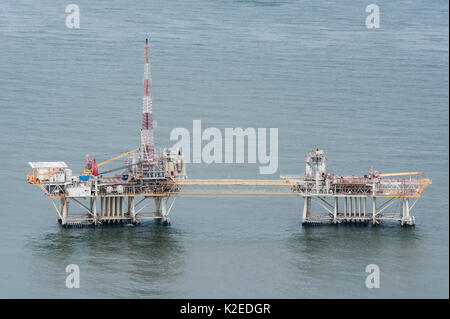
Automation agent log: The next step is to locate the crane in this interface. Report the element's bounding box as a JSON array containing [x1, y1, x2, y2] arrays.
[[97, 148, 139, 168], [84, 148, 140, 176]]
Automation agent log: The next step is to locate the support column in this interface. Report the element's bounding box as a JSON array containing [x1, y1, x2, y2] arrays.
[[302, 196, 311, 224], [349, 197, 353, 217], [62, 199, 68, 225], [106, 197, 111, 217], [401, 198, 414, 226], [344, 197, 348, 217], [101, 197, 105, 217], [59, 198, 64, 222], [112, 197, 116, 218], [358, 197, 361, 218], [93, 197, 97, 225], [372, 197, 377, 225], [333, 197, 338, 224], [120, 197, 124, 217], [129, 196, 136, 222], [155, 197, 161, 216], [364, 197, 367, 217], [155, 196, 170, 223]]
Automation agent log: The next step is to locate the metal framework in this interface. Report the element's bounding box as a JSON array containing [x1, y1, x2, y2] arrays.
[[33, 172, 430, 227]]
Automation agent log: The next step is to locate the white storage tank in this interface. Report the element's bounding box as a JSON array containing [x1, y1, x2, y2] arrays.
[[55, 173, 65, 183]]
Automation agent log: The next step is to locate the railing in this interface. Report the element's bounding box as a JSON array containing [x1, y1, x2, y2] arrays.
[[36, 175, 431, 199]]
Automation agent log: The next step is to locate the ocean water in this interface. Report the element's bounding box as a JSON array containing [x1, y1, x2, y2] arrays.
[[0, 0, 448, 298]]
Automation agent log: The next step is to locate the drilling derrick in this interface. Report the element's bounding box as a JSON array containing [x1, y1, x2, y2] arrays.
[[141, 38, 156, 163]]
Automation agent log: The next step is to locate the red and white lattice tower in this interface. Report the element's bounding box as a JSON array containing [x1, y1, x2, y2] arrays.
[[140, 38, 156, 163]]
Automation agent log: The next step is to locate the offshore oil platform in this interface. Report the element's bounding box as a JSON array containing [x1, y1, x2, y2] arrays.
[[27, 39, 431, 227]]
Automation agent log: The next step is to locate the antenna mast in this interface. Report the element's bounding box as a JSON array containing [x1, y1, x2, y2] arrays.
[[140, 38, 156, 163]]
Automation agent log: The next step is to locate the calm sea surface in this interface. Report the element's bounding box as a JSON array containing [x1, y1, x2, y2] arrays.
[[0, 0, 448, 298]]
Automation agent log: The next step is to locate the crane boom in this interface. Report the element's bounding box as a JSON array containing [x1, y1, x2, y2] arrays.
[[97, 148, 140, 167]]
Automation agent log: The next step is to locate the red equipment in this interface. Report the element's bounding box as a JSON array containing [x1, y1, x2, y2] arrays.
[[85, 155, 99, 176]]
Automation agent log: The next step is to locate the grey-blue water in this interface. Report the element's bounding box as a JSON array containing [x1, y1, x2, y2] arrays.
[[0, 0, 448, 298]]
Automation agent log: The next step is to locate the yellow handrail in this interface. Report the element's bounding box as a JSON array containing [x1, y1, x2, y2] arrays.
[[379, 171, 424, 177]]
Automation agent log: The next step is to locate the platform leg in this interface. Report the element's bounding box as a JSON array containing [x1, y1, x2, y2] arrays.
[[120, 197, 124, 217], [62, 199, 68, 225], [364, 197, 367, 217], [302, 196, 311, 224], [93, 197, 97, 225], [344, 197, 348, 217], [358, 197, 361, 218], [101, 197, 105, 217], [333, 197, 338, 224], [58, 198, 64, 223], [106, 197, 111, 217], [155, 197, 169, 223], [129, 196, 136, 222], [372, 197, 377, 225], [349, 197, 353, 217], [401, 198, 414, 226], [112, 197, 115, 218]]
